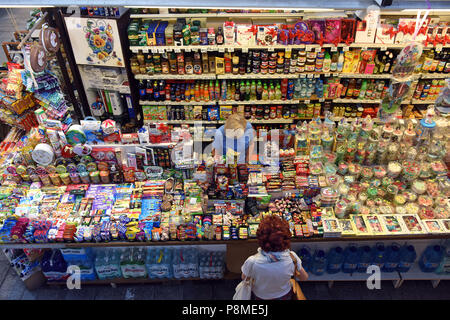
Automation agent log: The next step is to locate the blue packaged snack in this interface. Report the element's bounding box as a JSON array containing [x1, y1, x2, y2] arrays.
[[208, 106, 219, 121]]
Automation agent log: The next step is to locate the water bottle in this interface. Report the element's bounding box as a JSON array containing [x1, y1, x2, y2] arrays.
[[371, 243, 386, 270], [173, 249, 182, 279], [188, 249, 199, 278], [311, 249, 326, 276], [110, 249, 122, 278], [326, 246, 345, 274], [356, 245, 372, 273], [342, 244, 360, 273], [296, 247, 312, 272], [419, 245, 445, 273], [397, 245, 417, 273], [382, 243, 401, 272]]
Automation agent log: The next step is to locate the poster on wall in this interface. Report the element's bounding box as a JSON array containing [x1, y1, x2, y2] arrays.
[[64, 16, 124, 67]]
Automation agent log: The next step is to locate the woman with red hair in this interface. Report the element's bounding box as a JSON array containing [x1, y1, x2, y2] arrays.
[[241, 215, 308, 300]]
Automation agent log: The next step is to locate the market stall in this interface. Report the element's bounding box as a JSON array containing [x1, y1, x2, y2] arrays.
[[0, 6, 449, 290]]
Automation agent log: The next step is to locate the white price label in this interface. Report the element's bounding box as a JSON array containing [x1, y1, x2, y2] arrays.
[[331, 46, 338, 52], [343, 46, 349, 52], [218, 47, 225, 53], [333, 73, 339, 77], [436, 44, 443, 52], [361, 46, 368, 51], [268, 47, 275, 52], [201, 48, 207, 53], [319, 98, 325, 102], [158, 48, 165, 54], [304, 100, 310, 104], [228, 47, 234, 52], [306, 45, 312, 52], [143, 48, 149, 53], [242, 48, 248, 53], [315, 46, 321, 53], [324, 73, 330, 77], [300, 74, 306, 78], [314, 74, 320, 78], [380, 47, 387, 51], [307, 73, 313, 78], [150, 48, 157, 53], [174, 48, 181, 53]]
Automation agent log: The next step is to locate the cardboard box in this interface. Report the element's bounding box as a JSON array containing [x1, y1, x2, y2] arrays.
[[355, 9, 380, 43]]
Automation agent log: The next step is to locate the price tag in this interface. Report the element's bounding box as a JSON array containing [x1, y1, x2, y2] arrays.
[[361, 46, 368, 51], [343, 46, 349, 52], [319, 98, 325, 102], [307, 73, 313, 78], [143, 48, 149, 53], [201, 48, 207, 53], [333, 73, 339, 77], [218, 47, 225, 53], [242, 47, 248, 53], [436, 44, 443, 52], [306, 45, 312, 52], [227, 47, 234, 52], [268, 47, 275, 52], [300, 74, 306, 78], [150, 48, 157, 53], [315, 46, 321, 53], [185, 48, 191, 52], [380, 46, 387, 51], [158, 48, 165, 54], [324, 73, 330, 77], [314, 74, 320, 78], [174, 48, 181, 53], [304, 100, 310, 104], [331, 46, 338, 52]]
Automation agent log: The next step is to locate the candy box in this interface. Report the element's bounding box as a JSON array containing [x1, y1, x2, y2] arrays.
[[256, 25, 278, 46], [395, 18, 429, 44], [355, 9, 380, 43], [223, 21, 236, 45], [375, 18, 398, 44], [236, 24, 255, 46], [340, 19, 356, 44], [307, 20, 325, 44], [324, 19, 341, 45]]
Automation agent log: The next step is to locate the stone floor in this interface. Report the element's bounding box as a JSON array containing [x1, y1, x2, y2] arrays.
[[1, 253, 450, 300]]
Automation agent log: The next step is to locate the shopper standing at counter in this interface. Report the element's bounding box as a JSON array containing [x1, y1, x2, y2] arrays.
[[212, 113, 256, 164], [240, 215, 309, 300]]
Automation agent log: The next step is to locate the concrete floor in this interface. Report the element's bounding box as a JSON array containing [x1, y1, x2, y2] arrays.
[[1, 252, 449, 300]]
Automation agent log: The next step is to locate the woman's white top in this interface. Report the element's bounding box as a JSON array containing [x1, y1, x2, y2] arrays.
[[241, 248, 303, 300]]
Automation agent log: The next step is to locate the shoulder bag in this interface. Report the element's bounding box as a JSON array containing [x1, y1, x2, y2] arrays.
[[289, 252, 307, 300]]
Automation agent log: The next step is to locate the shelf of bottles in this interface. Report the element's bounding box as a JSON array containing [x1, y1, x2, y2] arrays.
[[129, 14, 450, 123]]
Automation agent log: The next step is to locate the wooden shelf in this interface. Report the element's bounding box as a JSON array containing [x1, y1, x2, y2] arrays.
[[1, 234, 449, 249]]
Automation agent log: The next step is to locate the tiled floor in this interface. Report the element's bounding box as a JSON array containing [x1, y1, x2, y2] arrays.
[[1, 253, 450, 300]]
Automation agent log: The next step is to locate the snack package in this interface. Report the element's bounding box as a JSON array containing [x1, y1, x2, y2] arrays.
[[6, 62, 24, 100]]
